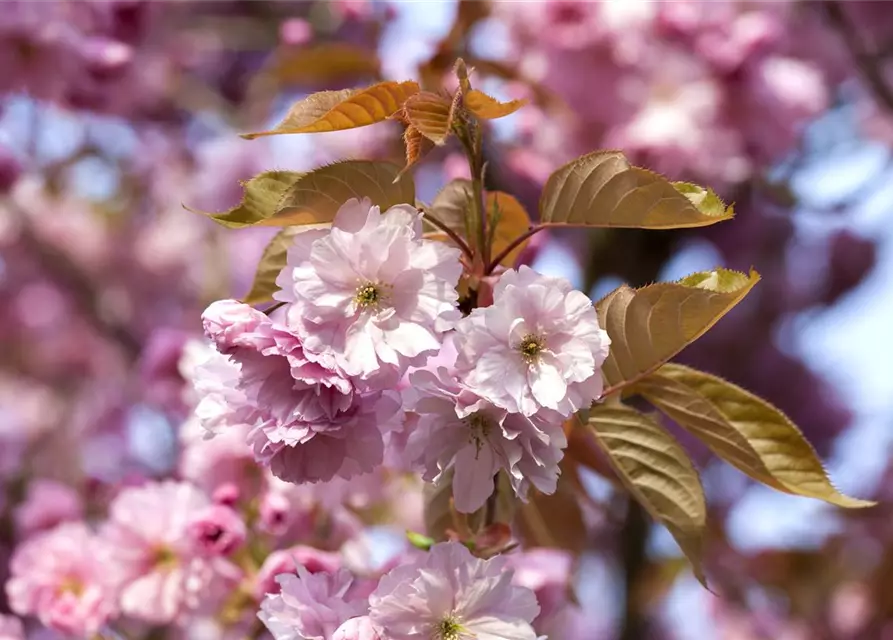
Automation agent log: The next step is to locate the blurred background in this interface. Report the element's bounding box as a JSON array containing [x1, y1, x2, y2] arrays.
[[2, 1, 893, 638]]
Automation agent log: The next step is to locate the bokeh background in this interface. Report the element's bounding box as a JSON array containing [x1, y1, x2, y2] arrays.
[[2, 1, 893, 638]]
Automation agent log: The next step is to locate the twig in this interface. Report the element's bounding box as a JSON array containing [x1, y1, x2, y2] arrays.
[[485, 225, 546, 274], [824, 1, 893, 113], [11, 200, 142, 359], [422, 208, 475, 260]]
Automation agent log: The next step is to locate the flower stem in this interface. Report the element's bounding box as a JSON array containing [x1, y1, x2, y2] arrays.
[[485, 225, 546, 274], [423, 209, 475, 260]]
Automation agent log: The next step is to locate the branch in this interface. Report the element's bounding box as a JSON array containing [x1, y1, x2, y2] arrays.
[[10, 201, 142, 359], [485, 224, 546, 274], [824, 1, 893, 113], [618, 500, 652, 640], [422, 208, 475, 260]]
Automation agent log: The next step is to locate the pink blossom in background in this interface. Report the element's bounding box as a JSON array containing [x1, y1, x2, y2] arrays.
[[455, 266, 611, 417], [405, 367, 566, 513], [187, 504, 247, 557], [368, 541, 540, 640], [275, 198, 462, 390], [258, 567, 368, 640], [13, 478, 83, 537], [100, 481, 240, 624], [333, 615, 381, 640], [0, 615, 23, 640], [6, 522, 117, 637], [255, 546, 343, 598]]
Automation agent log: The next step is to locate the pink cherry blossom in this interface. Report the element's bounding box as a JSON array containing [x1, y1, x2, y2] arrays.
[[258, 567, 368, 640], [334, 616, 381, 640], [454, 266, 611, 417], [248, 390, 402, 485], [202, 299, 404, 484], [509, 549, 578, 634], [368, 541, 540, 640], [0, 615, 23, 640], [100, 481, 240, 624], [255, 546, 343, 598], [13, 478, 83, 537], [187, 504, 247, 557], [5, 522, 118, 637], [275, 198, 462, 389], [405, 368, 567, 513]]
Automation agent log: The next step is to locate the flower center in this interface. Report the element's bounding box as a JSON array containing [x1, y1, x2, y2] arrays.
[[152, 544, 178, 570], [465, 412, 492, 455], [355, 283, 381, 307], [434, 616, 464, 640], [518, 333, 546, 363], [58, 576, 84, 597]]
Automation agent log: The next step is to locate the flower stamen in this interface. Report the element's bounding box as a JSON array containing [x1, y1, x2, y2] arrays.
[[517, 333, 545, 363], [465, 412, 492, 456], [434, 615, 465, 640], [355, 283, 382, 308]]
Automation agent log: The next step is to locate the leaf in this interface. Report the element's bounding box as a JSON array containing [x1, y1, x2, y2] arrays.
[[424, 471, 462, 541], [596, 268, 760, 394], [464, 89, 526, 119], [403, 91, 455, 145], [516, 459, 586, 553], [242, 227, 299, 305], [271, 161, 415, 226], [539, 151, 734, 229], [588, 404, 708, 585], [185, 171, 302, 229], [406, 531, 436, 551], [265, 43, 381, 86], [423, 470, 516, 541], [426, 182, 532, 264], [241, 80, 420, 139], [485, 191, 532, 266], [428, 179, 474, 241], [402, 125, 434, 173], [636, 364, 874, 508]]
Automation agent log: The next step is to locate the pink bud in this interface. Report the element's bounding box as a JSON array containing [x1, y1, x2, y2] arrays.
[[333, 616, 381, 640], [187, 505, 246, 556], [14, 479, 83, 537], [258, 491, 292, 535], [255, 546, 342, 598], [279, 18, 312, 46], [212, 482, 240, 507]]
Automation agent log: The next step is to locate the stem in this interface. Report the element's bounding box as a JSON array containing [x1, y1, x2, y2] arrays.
[[263, 301, 286, 316], [423, 209, 474, 259], [824, 1, 893, 113], [618, 499, 651, 640], [484, 473, 499, 526], [485, 224, 546, 274], [471, 127, 488, 266]]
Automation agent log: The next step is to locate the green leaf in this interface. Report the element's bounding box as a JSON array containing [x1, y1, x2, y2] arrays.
[[636, 364, 874, 508], [596, 268, 760, 395], [271, 160, 415, 226], [241, 80, 419, 139], [588, 403, 708, 585], [427, 179, 474, 242], [406, 530, 436, 551], [242, 227, 300, 305], [539, 151, 734, 229], [185, 171, 302, 229]]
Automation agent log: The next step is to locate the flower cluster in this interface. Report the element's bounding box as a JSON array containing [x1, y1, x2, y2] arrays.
[[260, 541, 541, 640], [196, 198, 610, 515]]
